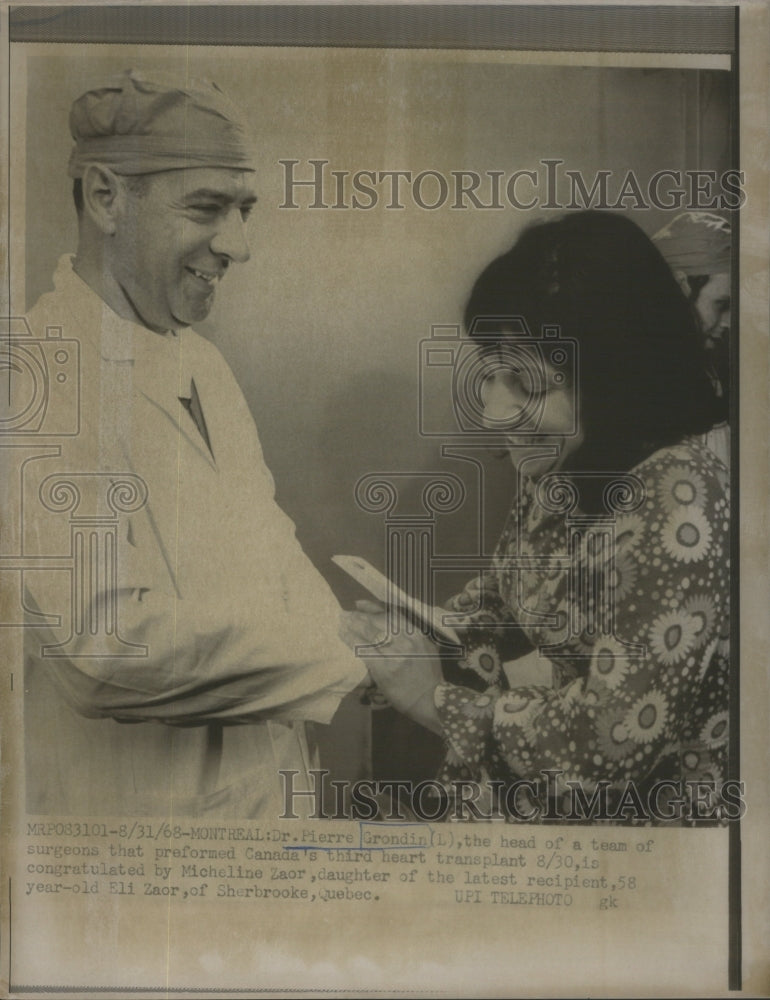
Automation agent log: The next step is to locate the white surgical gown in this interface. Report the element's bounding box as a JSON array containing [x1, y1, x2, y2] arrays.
[[20, 257, 365, 818]]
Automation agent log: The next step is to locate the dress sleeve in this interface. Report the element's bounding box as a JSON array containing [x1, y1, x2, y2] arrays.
[[443, 571, 534, 689], [435, 442, 730, 790]]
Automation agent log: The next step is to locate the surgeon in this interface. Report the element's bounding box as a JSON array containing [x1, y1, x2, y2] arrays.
[[22, 69, 366, 818]]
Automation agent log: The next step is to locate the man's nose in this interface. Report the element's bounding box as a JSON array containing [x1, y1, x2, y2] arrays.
[[210, 210, 251, 264]]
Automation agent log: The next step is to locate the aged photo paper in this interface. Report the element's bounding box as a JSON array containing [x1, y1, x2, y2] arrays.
[[1, 3, 768, 997]]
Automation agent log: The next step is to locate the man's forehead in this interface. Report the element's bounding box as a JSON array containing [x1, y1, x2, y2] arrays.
[[148, 167, 258, 201]]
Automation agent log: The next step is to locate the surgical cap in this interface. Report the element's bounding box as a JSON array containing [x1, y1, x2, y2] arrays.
[[652, 211, 731, 276], [68, 69, 257, 178]]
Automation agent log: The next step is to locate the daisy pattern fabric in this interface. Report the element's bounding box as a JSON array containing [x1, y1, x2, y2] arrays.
[[436, 437, 730, 809]]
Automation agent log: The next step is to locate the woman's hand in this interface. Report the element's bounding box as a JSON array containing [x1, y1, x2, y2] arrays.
[[339, 602, 444, 735]]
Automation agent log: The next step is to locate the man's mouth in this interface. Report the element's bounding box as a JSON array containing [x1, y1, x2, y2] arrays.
[[186, 267, 223, 287]]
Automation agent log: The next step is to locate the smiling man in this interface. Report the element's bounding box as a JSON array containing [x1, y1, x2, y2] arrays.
[[79, 167, 256, 331], [22, 70, 365, 818]]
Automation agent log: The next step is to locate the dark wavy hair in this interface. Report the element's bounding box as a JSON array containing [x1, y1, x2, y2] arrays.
[[464, 211, 721, 490]]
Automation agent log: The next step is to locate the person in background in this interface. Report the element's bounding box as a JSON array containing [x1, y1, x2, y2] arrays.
[[653, 211, 732, 468]]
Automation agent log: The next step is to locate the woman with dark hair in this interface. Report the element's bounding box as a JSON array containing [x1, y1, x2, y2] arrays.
[[356, 210, 730, 821]]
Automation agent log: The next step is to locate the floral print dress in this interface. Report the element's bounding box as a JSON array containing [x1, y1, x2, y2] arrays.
[[435, 438, 730, 811]]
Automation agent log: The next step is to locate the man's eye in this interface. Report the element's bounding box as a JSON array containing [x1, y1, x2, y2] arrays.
[[188, 203, 221, 216], [240, 205, 254, 222]]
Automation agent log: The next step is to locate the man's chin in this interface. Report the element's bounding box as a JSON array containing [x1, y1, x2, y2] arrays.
[[173, 301, 215, 327]]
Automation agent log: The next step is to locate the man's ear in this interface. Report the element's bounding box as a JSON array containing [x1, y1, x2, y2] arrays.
[[80, 164, 125, 236]]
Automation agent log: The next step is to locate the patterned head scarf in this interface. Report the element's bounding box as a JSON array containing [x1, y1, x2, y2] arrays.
[[652, 211, 731, 276]]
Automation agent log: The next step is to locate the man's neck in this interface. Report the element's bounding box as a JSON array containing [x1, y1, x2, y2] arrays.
[[72, 244, 169, 335]]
